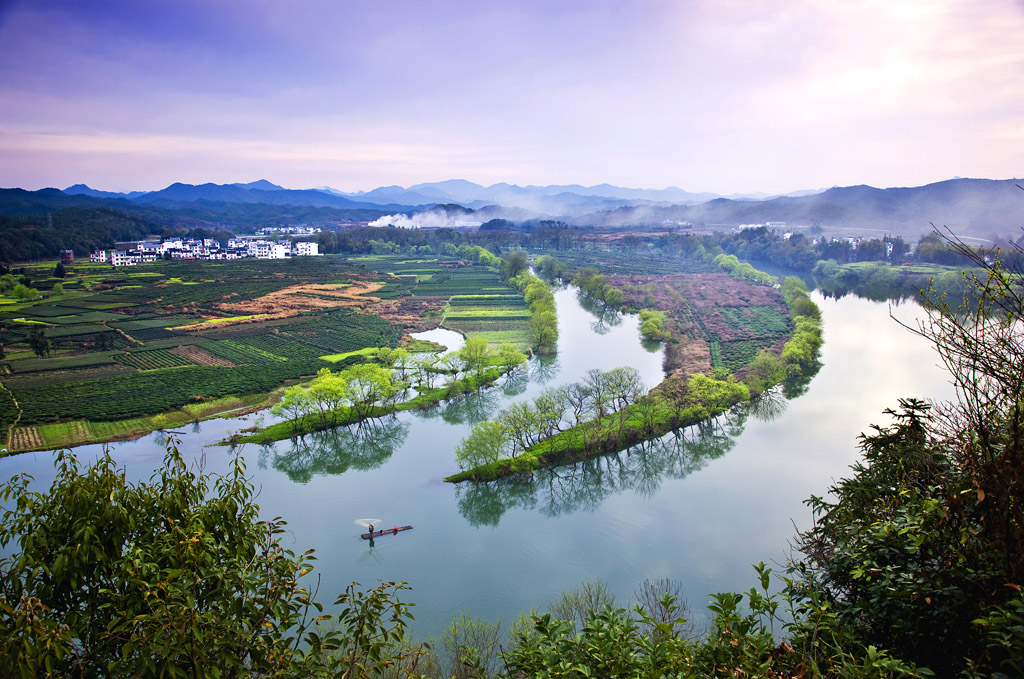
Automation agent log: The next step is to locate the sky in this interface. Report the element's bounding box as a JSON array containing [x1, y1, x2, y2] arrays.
[[0, 0, 1022, 195]]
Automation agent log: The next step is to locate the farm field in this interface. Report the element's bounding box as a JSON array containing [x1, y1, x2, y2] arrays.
[[441, 293, 531, 347], [610, 271, 793, 377], [0, 255, 523, 452]]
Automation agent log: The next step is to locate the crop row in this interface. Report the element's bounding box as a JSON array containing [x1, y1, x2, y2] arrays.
[[110, 317, 192, 330], [444, 313, 530, 322], [117, 349, 195, 371], [216, 339, 289, 363], [237, 334, 323, 360], [717, 339, 776, 372], [15, 304, 79, 317], [443, 319, 530, 333], [9, 351, 122, 374], [204, 341, 272, 365], [447, 295, 525, 307], [716, 306, 791, 337], [11, 357, 328, 424], [129, 327, 183, 340], [374, 276, 418, 299], [0, 386, 19, 444]]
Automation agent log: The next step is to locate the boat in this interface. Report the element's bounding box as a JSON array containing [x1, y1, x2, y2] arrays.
[[361, 525, 413, 539]]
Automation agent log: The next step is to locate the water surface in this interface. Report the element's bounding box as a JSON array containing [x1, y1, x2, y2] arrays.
[[0, 290, 954, 636]]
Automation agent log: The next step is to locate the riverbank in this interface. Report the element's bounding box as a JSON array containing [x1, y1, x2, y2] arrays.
[[225, 365, 509, 445], [444, 372, 752, 482], [1, 388, 287, 455], [446, 274, 824, 483]]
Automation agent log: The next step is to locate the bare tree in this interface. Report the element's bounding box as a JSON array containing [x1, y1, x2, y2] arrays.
[[632, 578, 696, 641]]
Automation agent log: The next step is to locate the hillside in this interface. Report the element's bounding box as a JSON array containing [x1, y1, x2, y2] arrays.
[[590, 178, 1024, 239]]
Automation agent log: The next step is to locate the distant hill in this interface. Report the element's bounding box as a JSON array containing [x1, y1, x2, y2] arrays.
[[4, 177, 1020, 250], [588, 178, 1024, 239], [0, 188, 125, 216], [132, 182, 417, 212], [0, 206, 167, 262], [231, 179, 286, 191], [64, 184, 148, 199], [332, 180, 724, 213]]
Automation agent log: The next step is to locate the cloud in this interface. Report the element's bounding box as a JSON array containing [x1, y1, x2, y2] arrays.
[[369, 208, 481, 229]]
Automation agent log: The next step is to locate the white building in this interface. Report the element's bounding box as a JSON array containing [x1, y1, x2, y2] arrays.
[[294, 241, 320, 256], [253, 241, 288, 259], [109, 250, 140, 267]]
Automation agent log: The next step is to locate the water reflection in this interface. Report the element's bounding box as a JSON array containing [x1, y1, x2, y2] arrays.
[[781, 360, 822, 400], [439, 388, 503, 426], [529, 355, 559, 384], [456, 408, 751, 526], [747, 387, 788, 422], [259, 415, 410, 482], [502, 369, 530, 397], [576, 289, 624, 335]]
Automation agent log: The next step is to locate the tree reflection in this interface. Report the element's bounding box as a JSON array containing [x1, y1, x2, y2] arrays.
[[576, 289, 623, 335], [265, 415, 410, 483], [782, 359, 822, 400], [529, 355, 559, 385], [455, 472, 538, 526], [748, 386, 788, 422], [440, 388, 503, 426], [502, 369, 530, 397], [455, 409, 747, 524]]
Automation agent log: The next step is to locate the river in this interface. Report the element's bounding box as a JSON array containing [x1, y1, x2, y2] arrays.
[[0, 287, 956, 637]]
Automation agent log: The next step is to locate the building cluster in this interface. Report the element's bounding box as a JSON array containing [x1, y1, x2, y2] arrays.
[[89, 237, 320, 266], [255, 225, 320, 236]]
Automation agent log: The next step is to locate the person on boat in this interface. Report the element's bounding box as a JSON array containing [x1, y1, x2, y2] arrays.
[[367, 523, 374, 536], [393, 525, 398, 534]]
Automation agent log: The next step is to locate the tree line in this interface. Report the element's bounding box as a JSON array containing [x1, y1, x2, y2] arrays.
[[270, 342, 528, 438]]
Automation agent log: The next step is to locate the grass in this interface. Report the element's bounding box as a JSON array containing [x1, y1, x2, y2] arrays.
[[403, 338, 447, 353], [320, 347, 378, 362], [462, 330, 532, 348], [182, 392, 274, 419], [170, 314, 266, 330]]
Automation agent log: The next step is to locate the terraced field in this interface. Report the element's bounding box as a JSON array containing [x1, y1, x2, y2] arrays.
[[1, 255, 522, 452], [441, 292, 531, 348]]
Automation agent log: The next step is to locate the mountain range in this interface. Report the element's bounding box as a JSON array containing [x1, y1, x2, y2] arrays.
[[0, 177, 1018, 240]]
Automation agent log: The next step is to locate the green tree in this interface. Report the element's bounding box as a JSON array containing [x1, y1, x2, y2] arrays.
[[271, 383, 313, 433], [307, 368, 349, 425], [530, 310, 558, 354], [639, 309, 669, 341], [53, 261, 66, 278], [459, 336, 490, 378], [743, 349, 787, 395], [28, 328, 51, 359], [501, 250, 530, 281], [12, 283, 37, 301], [344, 363, 398, 416], [0, 441, 420, 677], [455, 420, 509, 469], [497, 342, 527, 375]]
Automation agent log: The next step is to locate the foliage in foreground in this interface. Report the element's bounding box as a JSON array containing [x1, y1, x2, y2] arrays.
[[0, 439, 421, 678]]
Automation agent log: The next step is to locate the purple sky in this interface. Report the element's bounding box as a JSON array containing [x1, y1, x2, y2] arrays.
[[1, 0, 1022, 194]]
